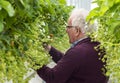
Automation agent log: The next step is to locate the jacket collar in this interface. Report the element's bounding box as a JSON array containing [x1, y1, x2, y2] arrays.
[[70, 36, 89, 48]]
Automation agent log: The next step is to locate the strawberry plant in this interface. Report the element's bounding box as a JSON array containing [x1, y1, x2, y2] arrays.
[[87, 0, 120, 82], [0, 0, 72, 82]]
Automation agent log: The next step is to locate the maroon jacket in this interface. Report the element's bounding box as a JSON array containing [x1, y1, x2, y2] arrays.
[[37, 38, 108, 83]]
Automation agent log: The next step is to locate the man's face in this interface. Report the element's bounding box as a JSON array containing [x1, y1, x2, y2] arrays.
[[66, 19, 77, 44]]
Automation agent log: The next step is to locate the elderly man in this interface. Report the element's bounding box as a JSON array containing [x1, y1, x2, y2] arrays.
[[37, 8, 108, 83]]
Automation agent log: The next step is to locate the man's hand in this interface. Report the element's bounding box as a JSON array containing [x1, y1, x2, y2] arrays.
[[42, 42, 51, 52]]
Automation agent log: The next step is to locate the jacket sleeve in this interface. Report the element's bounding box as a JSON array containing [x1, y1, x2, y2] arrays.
[[37, 49, 79, 83], [49, 47, 64, 63]]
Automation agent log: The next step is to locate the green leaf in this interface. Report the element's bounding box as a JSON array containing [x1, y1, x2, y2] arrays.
[[0, 5, 2, 10], [115, 0, 120, 3], [59, 0, 66, 4], [0, 19, 4, 32], [15, 0, 25, 9], [19, 0, 25, 6], [100, 6, 108, 16], [0, 0, 15, 17], [99, 0, 114, 16], [87, 7, 99, 21]]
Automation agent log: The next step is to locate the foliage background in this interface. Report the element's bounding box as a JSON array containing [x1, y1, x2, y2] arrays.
[[0, 0, 72, 82], [87, 0, 120, 83]]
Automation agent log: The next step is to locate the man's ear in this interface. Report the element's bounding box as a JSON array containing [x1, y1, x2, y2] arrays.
[[75, 28, 81, 36]]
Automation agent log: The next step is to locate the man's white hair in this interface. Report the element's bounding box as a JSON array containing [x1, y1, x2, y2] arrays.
[[69, 8, 95, 34]]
